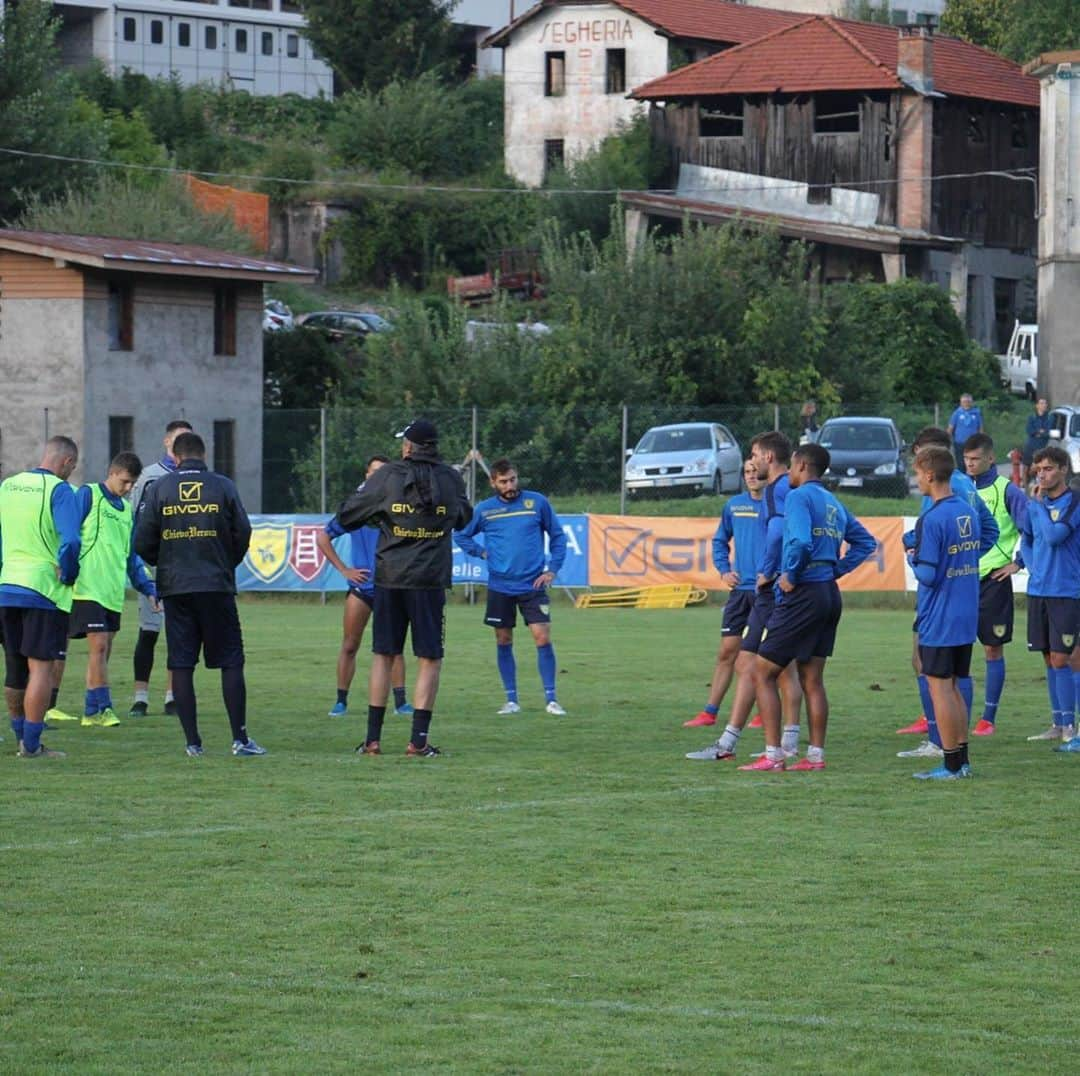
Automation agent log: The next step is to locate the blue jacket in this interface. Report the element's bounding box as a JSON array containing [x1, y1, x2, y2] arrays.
[[325, 513, 379, 592], [911, 494, 980, 646], [1017, 489, 1080, 598], [904, 470, 998, 555], [781, 481, 877, 583], [712, 492, 763, 591], [758, 473, 789, 581], [456, 489, 567, 596]]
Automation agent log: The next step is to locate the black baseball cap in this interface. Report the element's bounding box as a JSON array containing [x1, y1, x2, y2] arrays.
[[396, 419, 438, 444]]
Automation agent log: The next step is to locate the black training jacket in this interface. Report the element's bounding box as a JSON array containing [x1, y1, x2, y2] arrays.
[[336, 448, 472, 589], [134, 459, 252, 596]]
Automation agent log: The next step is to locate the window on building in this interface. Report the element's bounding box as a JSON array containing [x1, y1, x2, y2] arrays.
[[150, 19, 164, 44], [1010, 112, 1030, 149], [122, 17, 137, 41], [178, 22, 191, 46], [205, 25, 217, 48], [891, 8, 909, 24], [213, 286, 237, 356], [545, 51, 566, 97], [280, 0, 301, 11], [286, 33, 299, 58], [108, 281, 134, 351], [700, 96, 744, 138], [213, 420, 236, 479], [967, 109, 986, 144], [235, 28, 248, 52], [228, 0, 250, 6], [606, 49, 626, 95], [543, 139, 565, 182], [109, 416, 134, 459], [993, 278, 1018, 352], [815, 93, 860, 134], [261, 31, 274, 55]]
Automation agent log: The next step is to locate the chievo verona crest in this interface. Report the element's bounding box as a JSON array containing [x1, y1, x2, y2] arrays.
[[244, 522, 328, 584]]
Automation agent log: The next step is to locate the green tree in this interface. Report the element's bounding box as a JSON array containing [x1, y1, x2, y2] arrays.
[[1004, 0, 1080, 61], [299, 0, 455, 91], [0, 0, 107, 220], [939, 0, 1016, 54], [263, 328, 352, 407]]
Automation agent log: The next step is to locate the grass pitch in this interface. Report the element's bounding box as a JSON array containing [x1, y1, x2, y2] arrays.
[[2, 597, 1076, 1073]]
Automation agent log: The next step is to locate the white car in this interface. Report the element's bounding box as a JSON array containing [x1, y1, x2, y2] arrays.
[[625, 422, 743, 496], [1049, 406, 1080, 475], [263, 299, 294, 332], [998, 320, 1037, 399]]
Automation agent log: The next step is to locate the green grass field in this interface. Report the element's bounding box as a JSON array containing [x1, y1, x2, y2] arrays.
[[3, 597, 1076, 1073]]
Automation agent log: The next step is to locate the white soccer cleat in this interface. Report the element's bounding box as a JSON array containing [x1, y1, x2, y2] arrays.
[[896, 739, 944, 759], [545, 701, 567, 716], [1026, 725, 1062, 741], [497, 701, 521, 715]]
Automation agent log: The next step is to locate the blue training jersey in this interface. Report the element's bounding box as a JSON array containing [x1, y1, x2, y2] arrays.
[[325, 515, 378, 591], [912, 495, 980, 646], [906, 470, 998, 556], [758, 473, 790, 580], [1018, 489, 1080, 598], [781, 481, 878, 584], [949, 406, 982, 445], [455, 488, 567, 596], [712, 492, 763, 591]]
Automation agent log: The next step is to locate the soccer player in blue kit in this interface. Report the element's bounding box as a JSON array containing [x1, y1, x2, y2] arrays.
[[1015, 446, 1080, 749], [684, 460, 764, 728], [896, 427, 997, 759], [907, 445, 981, 779], [455, 459, 568, 715], [742, 443, 876, 771], [317, 455, 412, 719]]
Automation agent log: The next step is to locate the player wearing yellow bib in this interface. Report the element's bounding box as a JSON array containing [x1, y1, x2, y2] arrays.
[[0, 436, 81, 759], [67, 453, 158, 727]]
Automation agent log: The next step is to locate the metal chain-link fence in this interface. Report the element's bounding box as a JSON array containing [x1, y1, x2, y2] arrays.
[[262, 400, 1032, 513]]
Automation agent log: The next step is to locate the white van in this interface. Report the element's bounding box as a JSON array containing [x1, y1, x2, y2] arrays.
[[998, 321, 1038, 399]]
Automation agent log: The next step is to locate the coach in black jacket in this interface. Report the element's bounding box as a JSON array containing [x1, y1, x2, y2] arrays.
[[134, 431, 264, 759], [337, 418, 472, 758]]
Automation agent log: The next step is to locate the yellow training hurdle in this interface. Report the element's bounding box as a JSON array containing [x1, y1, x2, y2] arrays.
[[574, 584, 708, 609]]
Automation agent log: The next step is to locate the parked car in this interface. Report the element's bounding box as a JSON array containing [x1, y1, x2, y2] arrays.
[[297, 310, 393, 342], [263, 299, 294, 332], [997, 320, 1038, 399], [625, 422, 743, 496], [1049, 405, 1080, 476], [464, 319, 551, 345], [817, 416, 908, 497]]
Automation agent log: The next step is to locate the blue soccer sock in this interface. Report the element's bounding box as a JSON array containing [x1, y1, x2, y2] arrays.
[[496, 643, 517, 703], [918, 675, 941, 747], [1047, 668, 1061, 724], [99, 685, 113, 711], [1052, 666, 1076, 727], [23, 720, 43, 753], [958, 676, 973, 729], [982, 658, 1005, 724], [703, 703, 719, 717], [10, 714, 25, 741], [84, 689, 100, 716], [537, 643, 557, 702]]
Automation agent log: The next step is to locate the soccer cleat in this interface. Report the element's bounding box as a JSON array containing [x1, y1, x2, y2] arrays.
[[394, 702, 415, 716], [231, 738, 267, 756], [1064, 725, 1077, 741], [406, 742, 441, 757], [896, 715, 929, 735], [912, 764, 971, 780], [685, 742, 736, 761], [128, 701, 149, 718], [896, 739, 944, 759], [972, 719, 996, 737], [545, 701, 567, 716], [497, 701, 521, 715], [81, 713, 104, 727], [787, 757, 826, 771], [1054, 736, 1080, 753], [738, 754, 785, 772], [1026, 725, 1062, 741], [163, 700, 178, 717], [683, 711, 717, 728], [750, 748, 798, 760], [97, 708, 120, 728], [355, 741, 381, 755], [18, 743, 66, 759], [45, 707, 78, 723], [185, 744, 204, 758], [328, 701, 348, 717], [748, 714, 764, 729]]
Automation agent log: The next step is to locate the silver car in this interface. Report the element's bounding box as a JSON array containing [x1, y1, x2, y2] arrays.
[[1049, 406, 1080, 475], [625, 422, 743, 496]]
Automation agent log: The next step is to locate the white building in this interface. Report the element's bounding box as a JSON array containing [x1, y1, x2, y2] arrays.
[[746, 0, 945, 21], [52, 0, 334, 96]]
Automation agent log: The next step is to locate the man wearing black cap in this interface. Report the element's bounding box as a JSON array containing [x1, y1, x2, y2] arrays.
[[336, 419, 472, 756]]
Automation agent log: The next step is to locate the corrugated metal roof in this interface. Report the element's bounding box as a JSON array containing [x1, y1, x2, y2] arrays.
[[634, 17, 1040, 107], [0, 229, 316, 281]]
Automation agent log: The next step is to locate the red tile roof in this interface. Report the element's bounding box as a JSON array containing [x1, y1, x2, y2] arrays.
[[484, 0, 801, 49], [0, 229, 316, 282], [633, 16, 1039, 107]]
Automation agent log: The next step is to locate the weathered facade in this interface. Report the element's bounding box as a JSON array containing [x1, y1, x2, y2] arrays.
[[0, 231, 315, 507]]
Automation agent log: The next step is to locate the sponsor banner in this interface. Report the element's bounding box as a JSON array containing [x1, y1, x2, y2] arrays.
[[237, 514, 590, 591], [588, 514, 910, 592]]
